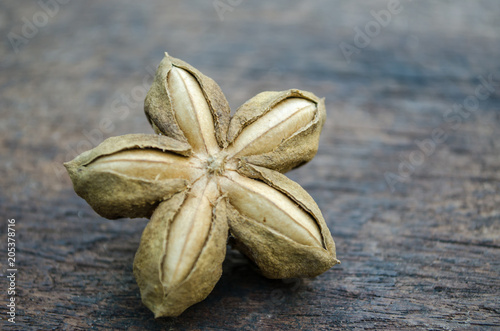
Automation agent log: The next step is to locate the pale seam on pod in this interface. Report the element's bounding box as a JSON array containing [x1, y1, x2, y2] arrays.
[[88, 149, 204, 182], [226, 90, 326, 173], [167, 67, 220, 156], [225, 202, 335, 279], [144, 53, 231, 149], [133, 188, 228, 317], [226, 98, 317, 158], [63, 134, 196, 219], [162, 177, 219, 290], [226, 89, 323, 145], [225, 164, 338, 279], [169, 55, 231, 149], [65, 134, 192, 168], [236, 162, 337, 257], [133, 192, 186, 316], [219, 170, 323, 247]]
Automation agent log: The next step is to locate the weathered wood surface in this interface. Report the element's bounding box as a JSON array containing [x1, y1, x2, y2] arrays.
[[1, 1, 499, 329]]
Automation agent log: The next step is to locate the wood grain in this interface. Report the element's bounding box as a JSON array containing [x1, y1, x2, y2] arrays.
[[1, 1, 499, 329]]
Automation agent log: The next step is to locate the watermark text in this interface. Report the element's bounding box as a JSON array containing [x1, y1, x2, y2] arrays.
[[6, 218, 17, 323]]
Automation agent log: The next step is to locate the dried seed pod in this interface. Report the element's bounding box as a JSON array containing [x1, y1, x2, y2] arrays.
[[65, 53, 338, 318]]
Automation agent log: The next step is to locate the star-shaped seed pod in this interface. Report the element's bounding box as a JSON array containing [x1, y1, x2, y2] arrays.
[[65, 53, 339, 318]]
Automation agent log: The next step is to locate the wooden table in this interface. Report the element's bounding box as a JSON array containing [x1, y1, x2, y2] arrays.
[[1, 1, 499, 329]]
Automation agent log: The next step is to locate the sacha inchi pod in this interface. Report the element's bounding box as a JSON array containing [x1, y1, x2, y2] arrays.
[[65, 52, 339, 318]]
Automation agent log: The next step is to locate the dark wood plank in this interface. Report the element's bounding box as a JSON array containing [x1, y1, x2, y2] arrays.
[[1, 1, 499, 329]]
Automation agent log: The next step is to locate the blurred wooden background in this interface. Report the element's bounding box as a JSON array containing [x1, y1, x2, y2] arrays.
[[1, 1, 499, 329]]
